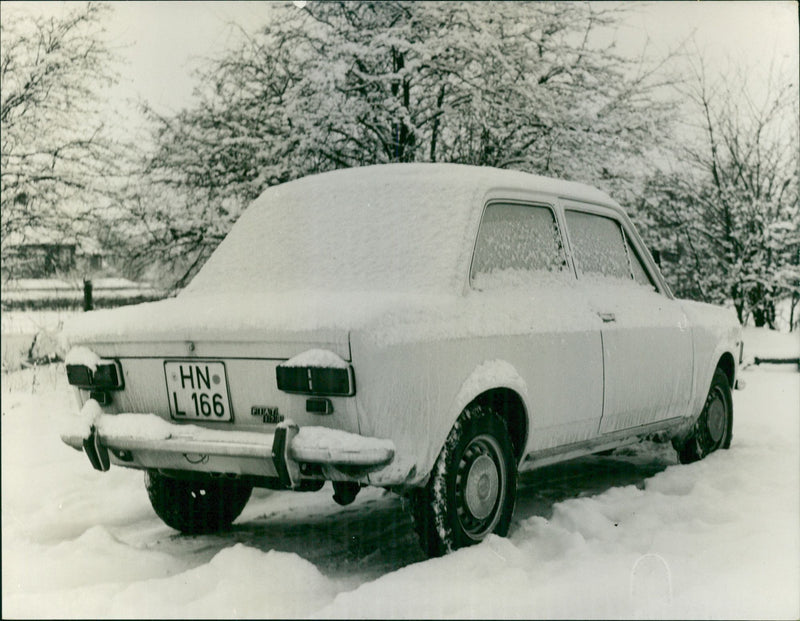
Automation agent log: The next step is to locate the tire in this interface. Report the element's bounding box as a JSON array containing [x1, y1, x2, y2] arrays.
[[145, 470, 253, 534], [410, 404, 517, 557], [676, 368, 733, 464]]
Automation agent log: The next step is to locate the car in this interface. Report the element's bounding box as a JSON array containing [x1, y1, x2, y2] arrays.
[[60, 163, 742, 556]]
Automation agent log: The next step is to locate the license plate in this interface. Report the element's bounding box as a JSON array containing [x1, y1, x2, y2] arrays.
[[165, 361, 232, 421]]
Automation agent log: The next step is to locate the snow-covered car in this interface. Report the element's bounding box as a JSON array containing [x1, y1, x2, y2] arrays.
[[60, 164, 742, 556]]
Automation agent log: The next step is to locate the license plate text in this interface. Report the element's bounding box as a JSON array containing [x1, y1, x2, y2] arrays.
[[165, 361, 232, 421]]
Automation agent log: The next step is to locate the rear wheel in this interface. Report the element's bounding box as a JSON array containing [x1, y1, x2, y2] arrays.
[[676, 368, 733, 464], [145, 471, 252, 534], [410, 404, 517, 557]]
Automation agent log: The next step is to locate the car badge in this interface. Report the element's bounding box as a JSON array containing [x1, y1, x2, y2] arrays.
[[252, 406, 283, 424]]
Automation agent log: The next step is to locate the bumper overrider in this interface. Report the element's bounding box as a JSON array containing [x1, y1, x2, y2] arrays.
[[61, 400, 396, 489]]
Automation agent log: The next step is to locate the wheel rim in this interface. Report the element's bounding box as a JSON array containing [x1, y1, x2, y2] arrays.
[[706, 387, 727, 444], [456, 434, 506, 539], [465, 454, 499, 519]]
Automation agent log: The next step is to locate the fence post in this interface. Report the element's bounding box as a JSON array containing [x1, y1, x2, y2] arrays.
[[83, 279, 93, 311]]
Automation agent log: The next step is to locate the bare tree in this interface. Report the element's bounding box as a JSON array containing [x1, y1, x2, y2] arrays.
[[1, 3, 124, 276], [638, 58, 799, 329]]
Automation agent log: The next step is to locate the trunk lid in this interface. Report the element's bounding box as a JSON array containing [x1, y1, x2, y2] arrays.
[[64, 302, 356, 433]]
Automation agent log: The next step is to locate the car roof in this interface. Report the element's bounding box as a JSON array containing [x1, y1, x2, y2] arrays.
[[184, 164, 622, 297], [278, 163, 619, 209]]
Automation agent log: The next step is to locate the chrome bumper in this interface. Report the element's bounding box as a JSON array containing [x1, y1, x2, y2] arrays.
[[61, 410, 395, 489]]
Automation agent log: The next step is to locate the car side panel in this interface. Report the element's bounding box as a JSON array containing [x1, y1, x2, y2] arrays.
[[558, 200, 695, 432], [350, 285, 603, 487], [589, 283, 695, 432]]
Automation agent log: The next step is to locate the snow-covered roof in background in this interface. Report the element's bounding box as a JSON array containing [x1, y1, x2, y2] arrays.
[[4, 227, 105, 255], [184, 163, 617, 297]]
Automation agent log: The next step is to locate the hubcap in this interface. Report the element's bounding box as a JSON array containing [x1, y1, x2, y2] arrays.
[[464, 454, 499, 520], [706, 389, 726, 444], [456, 434, 506, 538]]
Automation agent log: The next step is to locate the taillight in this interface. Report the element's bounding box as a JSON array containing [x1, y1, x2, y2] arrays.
[[275, 366, 309, 393], [66, 360, 124, 390], [275, 365, 355, 396]]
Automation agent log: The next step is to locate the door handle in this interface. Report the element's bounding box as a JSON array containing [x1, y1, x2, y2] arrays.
[[597, 312, 616, 323]]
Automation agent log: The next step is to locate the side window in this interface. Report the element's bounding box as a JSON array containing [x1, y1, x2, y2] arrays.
[[565, 210, 630, 279], [471, 203, 567, 287]]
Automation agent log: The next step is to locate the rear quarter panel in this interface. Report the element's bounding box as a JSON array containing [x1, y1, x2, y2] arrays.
[[349, 286, 603, 488]]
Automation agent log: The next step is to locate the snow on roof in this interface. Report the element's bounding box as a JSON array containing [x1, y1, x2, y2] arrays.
[[60, 165, 621, 346], [183, 163, 617, 297]]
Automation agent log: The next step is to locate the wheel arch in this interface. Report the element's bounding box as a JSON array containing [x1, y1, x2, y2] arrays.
[[674, 349, 737, 455], [717, 351, 736, 388], [443, 360, 530, 467], [472, 388, 528, 463]]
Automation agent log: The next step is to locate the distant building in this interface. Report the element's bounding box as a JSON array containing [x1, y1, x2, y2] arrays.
[[1, 228, 165, 311], [2, 228, 105, 279]]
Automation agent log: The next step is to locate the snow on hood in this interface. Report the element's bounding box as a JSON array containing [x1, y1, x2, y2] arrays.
[[678, 298, 742, 342]]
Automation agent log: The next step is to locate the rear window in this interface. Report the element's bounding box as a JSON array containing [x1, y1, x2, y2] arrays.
[[471, 203, 567, 288], [181, 167, 480, 296]]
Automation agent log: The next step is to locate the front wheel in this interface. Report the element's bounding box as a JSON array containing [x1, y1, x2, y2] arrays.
[[410, 404, 517, 557], [145, 471, 253, 534], [675, 368, 733, 464]]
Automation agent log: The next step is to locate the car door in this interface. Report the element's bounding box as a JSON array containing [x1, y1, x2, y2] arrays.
[[562, 202, 694, 434], [470, 200, 605, 452]]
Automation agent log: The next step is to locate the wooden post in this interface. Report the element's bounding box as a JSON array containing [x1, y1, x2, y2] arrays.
[[83, 279, 93, 311]]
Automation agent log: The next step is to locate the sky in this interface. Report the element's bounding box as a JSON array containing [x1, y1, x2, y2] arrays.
[[4, 0, 798, 119]]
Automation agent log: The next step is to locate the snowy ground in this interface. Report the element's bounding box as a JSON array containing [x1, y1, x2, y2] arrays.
[[2, 328, 798, 619]]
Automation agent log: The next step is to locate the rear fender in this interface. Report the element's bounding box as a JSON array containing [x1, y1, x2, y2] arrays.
[[423, 359, 529, 472]]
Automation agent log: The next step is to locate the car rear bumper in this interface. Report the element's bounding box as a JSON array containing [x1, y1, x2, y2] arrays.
[[61, 408, 396, 488]]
